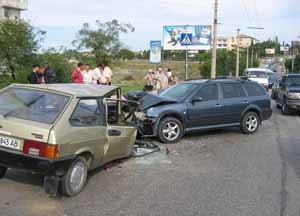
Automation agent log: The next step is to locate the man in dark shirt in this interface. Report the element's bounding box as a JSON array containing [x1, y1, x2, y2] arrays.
[[44, 62, 56, 83], [28, 64, 41, 84]]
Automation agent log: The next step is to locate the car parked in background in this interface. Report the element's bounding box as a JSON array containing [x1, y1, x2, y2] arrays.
[[244, 68, 270, 91], [0, 84, 137, 196], [139, 79, 272, 143], [276, 74, 300, 115]]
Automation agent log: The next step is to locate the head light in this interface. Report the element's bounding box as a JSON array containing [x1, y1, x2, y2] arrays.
[[146, 107, 159, 118], [288, 93, 300, 99]]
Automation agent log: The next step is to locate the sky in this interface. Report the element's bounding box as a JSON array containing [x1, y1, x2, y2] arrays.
[[23, 0, 300, 51]]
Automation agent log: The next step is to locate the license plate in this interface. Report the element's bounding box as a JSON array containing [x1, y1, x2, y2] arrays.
[[0, 135, 21, 150]]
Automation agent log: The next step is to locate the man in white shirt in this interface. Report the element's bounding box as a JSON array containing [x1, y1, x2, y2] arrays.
[[101, 63, 113, 85], [82, 64, 93, 84], [92, 64, 102, 84]]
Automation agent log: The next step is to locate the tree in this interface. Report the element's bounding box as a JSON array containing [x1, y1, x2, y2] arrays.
[[117, 48, 135, 60], [73, 19, 135, 64], [285, 55, 300, 73], [0, 19, 45, 80]]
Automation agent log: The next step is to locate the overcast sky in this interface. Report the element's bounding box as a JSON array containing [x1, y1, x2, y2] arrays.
[[23, 0, 300, 51]]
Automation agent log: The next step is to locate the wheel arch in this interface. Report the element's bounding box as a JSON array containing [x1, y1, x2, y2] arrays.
[[241, 106, 262, 123]]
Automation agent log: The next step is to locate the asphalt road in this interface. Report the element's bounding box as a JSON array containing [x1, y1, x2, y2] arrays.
[[0, 102, 300, 216]]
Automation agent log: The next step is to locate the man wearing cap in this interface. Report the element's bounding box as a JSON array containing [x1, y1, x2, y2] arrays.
[[44, 62, 56, 83]]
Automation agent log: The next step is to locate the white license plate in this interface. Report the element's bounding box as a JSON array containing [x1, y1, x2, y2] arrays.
[[0, 135, 21, 150]]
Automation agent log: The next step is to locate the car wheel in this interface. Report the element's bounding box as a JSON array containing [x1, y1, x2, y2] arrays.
[[60, 156, 88, 197], [158, 117, 183, 143], [0, 166, 7, 179], [282, 99, 291, 115], [241, 112, 260, 134]]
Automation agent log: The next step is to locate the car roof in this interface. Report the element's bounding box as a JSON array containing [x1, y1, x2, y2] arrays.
[[9, 84, 120, 97], [183, 79, 257, 84], [285, 73, 300, 76]]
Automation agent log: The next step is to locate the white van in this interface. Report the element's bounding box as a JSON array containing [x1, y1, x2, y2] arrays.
[[244, 68, 271, 90]]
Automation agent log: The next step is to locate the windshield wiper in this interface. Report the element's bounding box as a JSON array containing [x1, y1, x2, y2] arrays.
[[2, 95, 45, 118]]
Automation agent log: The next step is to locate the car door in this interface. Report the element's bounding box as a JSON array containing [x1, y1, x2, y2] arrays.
[[103, 96, 136, 164], [220, 82, 249, 124], [187, 84, 223, 128]]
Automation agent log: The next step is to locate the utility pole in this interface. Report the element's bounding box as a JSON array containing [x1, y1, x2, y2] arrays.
[[211, 0, 218, 79], [246, 46, 249, 68], [236, 28, 240, 77]]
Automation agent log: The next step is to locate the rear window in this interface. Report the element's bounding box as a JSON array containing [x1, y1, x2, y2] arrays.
[[247, 71, 268, 78], [0, 87, 70, 124], [221, 83, 246, 99], [243, 83, 266, 96]]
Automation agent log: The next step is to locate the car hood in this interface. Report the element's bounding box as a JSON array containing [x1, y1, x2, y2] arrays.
[[288, 86, 300, 93], [139, 94, 178, 111]]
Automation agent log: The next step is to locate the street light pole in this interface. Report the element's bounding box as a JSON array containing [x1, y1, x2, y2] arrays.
[[211, 0, 218, 79], [236, 28, 240, 77]]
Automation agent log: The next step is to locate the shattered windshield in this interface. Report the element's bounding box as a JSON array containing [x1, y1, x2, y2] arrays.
[[160, 83, 197, 101], [0, 87, 70, 124]]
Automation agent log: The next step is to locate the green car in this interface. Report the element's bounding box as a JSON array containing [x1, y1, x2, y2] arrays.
[[0, 84, 137, 196]]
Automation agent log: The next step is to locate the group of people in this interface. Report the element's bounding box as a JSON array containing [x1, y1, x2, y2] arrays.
[[144, 68, 178, 94], [71, 62, 113, 85], [28, 63, 56, 84]]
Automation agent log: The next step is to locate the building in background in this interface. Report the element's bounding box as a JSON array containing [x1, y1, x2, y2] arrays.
[[217, 37, 228, 49], [227, 34, 258, 51], [0, 0, 27, 20]]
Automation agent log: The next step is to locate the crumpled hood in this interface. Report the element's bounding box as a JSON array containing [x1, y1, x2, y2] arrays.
[[139, 94, 178, 111]]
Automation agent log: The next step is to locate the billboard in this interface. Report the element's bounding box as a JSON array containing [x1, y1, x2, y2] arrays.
[[163, 25, 212, 50], [280, 46, 289, 52], [265, 48, 275, 55], [150, 40, 162, 64]]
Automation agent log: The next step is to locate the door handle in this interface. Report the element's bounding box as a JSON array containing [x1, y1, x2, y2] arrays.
[[243, 101, 249, 104], [108, 129, 121, 137], [215, 104, 222, 107]]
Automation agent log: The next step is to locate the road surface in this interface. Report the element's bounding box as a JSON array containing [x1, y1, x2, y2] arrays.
[[0, 102, 300, 216]]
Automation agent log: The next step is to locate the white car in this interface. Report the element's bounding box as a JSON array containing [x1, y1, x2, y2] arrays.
[[244, 68, 271, 90]]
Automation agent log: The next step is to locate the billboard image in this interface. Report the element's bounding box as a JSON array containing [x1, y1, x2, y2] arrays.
[[265, 48, 275, 55], [163, 25, 212, 50], [150, 40, 162, 64]]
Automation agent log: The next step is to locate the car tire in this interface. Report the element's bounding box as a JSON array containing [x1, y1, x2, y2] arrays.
[[158, 117, 184, 143], [0, 166, 7, 179], [282, 99, 291, 115], [241, 112, 260, 134], [60, 156, 88, 197]]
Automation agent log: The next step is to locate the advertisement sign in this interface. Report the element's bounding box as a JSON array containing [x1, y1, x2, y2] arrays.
[[265, 48, 275, 55], [163, 25, 212, 50], [150, 40, 162, 64]]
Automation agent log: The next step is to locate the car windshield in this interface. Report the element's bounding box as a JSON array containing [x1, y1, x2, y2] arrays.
[[286, 76, 300, 86], [248, 71, 268, 78], [0, 87, 70, 124], [160, 83, 197, 101]]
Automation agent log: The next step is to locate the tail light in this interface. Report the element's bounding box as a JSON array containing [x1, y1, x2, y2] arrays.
[[23, 140, 58, 159]]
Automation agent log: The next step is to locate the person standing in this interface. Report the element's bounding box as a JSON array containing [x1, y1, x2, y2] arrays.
[[144, 69, 154, 92], [157, 69, 169, 94], [82, 64, 93, 84], [28, 64, 41, 84], [92, 64, 102, 84], [44, 62, 56, 83], [102, 63, 113, 85], [71, 62, 84, 84]]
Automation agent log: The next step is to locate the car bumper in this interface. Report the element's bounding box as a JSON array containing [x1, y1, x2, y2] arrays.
[[0, 148, 76, 176], [261, 108, 273, 121], [286, 99, 300, 110]]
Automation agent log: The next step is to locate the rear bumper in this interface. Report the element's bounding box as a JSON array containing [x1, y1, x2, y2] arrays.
[[261, 108, 273, 121], [0, 148, 76, 176]]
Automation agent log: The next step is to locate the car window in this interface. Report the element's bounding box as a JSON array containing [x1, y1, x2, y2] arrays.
[[286, 76, 300, 86], [243, 83, 266, 96], [160, 83, 197, 101], [0, 87, 70, 124], [247, 71, 268, 78], [70, 99, 101, 127], [221, 83, 246, 99], [196, 84, 218, 101]]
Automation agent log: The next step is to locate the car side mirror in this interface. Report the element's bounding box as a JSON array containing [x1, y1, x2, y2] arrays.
[[191, 97, 203, 103]]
